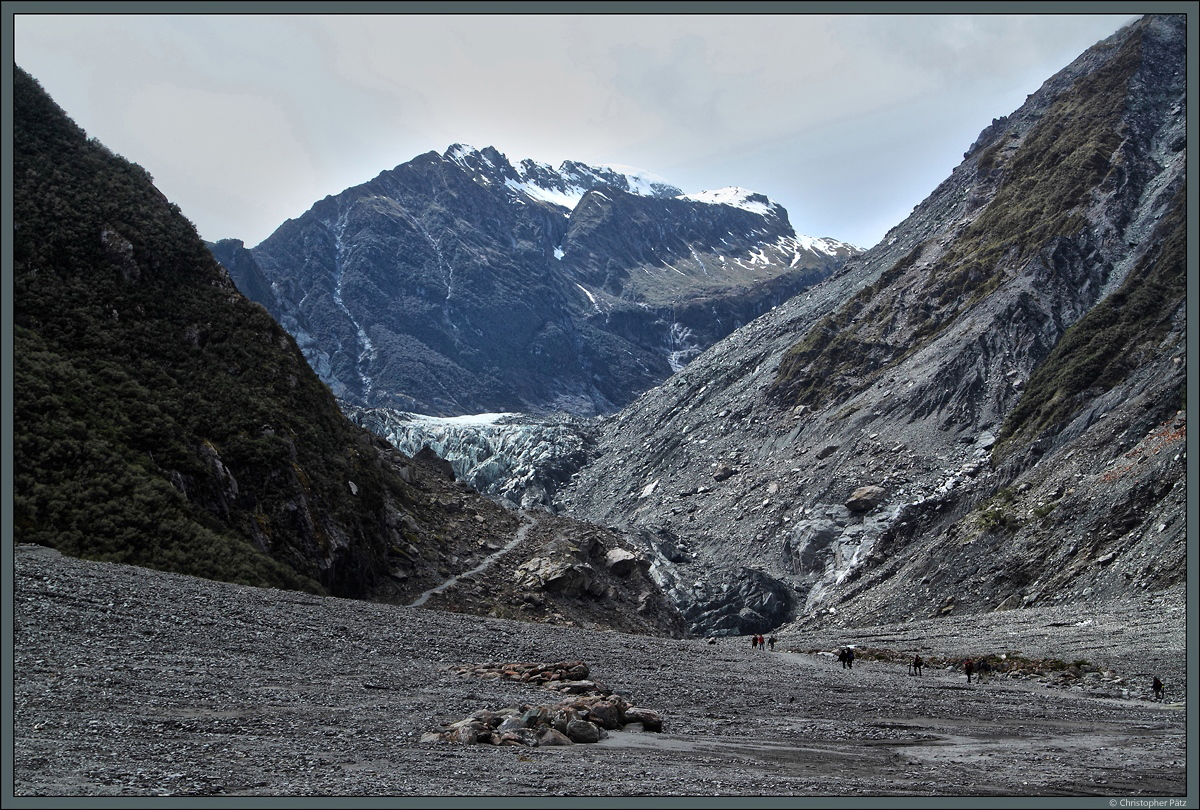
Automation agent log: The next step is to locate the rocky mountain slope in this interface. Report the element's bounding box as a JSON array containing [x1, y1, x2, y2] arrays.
[[10, 66, 682, 638], [214, 146, 857, 416], [560, 14, 1188, 637]]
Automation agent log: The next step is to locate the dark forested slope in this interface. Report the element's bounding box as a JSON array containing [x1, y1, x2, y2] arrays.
[[11, 67, 499, 603]]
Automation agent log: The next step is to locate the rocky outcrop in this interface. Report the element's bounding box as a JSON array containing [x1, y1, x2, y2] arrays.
[[559, 15, 1186, 634], [408, 510, 688, 638], [13, 65, 524, 604]]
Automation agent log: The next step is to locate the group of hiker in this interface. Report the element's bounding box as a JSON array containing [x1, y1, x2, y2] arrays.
[[735, 636, 1168, 701], [750, 634, 776, 651], [961, 657, 994, 683]]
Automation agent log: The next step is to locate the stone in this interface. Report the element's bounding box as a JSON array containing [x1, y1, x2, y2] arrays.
[[585, 700, 622, 730], [623, 707, 663, 732], [605, 548, 638, 577], [449, 724, 480, 744], [552, 706, 580, 734], [497, 715, 526, 733], [845, 485, 886, 513], [565, 719, 604, 743], [536, 727, 574, 746], [520, 707, 549, 728]]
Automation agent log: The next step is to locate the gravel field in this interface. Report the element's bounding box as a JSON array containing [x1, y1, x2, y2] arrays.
[[10, 543, 1191, 800]]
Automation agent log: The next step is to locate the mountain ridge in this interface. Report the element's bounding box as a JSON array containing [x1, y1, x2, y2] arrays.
[[217, 144, 857, 416]]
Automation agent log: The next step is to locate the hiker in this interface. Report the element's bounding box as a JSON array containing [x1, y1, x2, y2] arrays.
[[963, 658, 975, 683], [1152, 676, 1165, 701], [978, 658, 992, 683], [768, 635, 777, 652], [911, 654, 923, 676], [750, 634, 757, 650], [838, 647, 854, 669]]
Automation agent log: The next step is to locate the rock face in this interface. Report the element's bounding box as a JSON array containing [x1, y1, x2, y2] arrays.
[[217, 147, 857, 416], [406, 507, 688, 638], [559, 15, 1187, 635]]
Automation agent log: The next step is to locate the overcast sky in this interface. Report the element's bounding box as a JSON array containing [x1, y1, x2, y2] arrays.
[[14, 10, 1142, 250]]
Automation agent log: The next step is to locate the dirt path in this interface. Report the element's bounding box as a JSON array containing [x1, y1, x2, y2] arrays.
[[408, 511, 539, 607]]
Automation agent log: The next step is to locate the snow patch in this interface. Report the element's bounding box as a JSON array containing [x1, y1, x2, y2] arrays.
[[576, 283, 603, 313], [505, 176, 588, 210], [681, 187, 775, 216]]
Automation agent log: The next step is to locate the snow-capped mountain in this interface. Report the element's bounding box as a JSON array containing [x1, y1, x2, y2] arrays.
[[213, 145, 858, 416]]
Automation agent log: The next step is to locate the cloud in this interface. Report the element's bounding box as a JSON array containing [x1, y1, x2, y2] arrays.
[[14, 11, 1143, 248], [120, 83, 319, 240]]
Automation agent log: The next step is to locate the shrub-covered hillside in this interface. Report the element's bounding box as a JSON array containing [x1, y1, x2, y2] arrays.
[[11, 66, 454, 599]]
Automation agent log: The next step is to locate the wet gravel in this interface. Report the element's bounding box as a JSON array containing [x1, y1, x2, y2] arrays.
[[11, 544, 1188, 798]]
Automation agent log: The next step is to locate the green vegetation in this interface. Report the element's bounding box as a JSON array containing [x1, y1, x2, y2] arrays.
[[12, 67, 420, 597], [771, 243, 924, 407], [1030, 502, 1058, 520], [975, 487, 1020, 534], [994, 184, 1186, 458], [770, 28, 1145, 411]]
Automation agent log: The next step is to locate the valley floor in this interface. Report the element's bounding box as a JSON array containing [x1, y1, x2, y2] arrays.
[[10, 544, 1190, 800]]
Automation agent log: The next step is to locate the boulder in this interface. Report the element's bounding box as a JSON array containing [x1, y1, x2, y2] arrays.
[[623, 707, 663, 732], [605, 548, 638, 577], [536, 727, 574, 746], [713, 465, 736, 482], [449, 724, 480, 744], [496, 715, 526, 734], [552, 706, 580, 734], [845, 485, 886, 513], [584, 700, 622, 730], [565, 719, 604, 744]]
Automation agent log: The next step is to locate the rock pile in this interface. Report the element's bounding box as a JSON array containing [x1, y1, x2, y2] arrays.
[[427, 661, 664, 746], [451, 660, 605, 693]]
